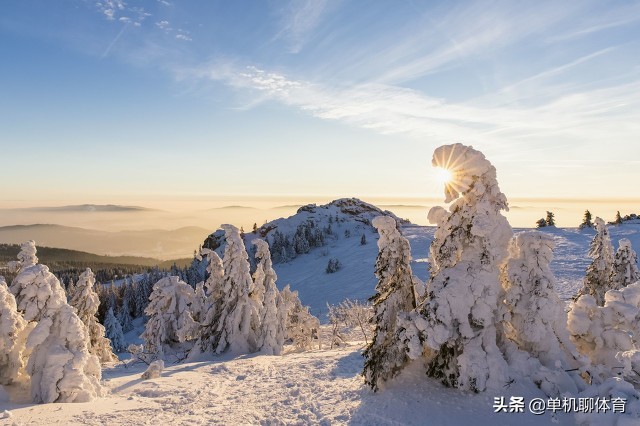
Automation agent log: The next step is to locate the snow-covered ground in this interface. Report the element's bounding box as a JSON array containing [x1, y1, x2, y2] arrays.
[[1, 222, 639, 425], [1, 327, 575, 426]]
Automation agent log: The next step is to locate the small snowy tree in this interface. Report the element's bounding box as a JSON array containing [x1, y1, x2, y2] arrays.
[[7, 240, 38, 274], [191, 281, 207, 323], [500, 232, 587, 395], [536, 218, 547, 228], [579, 210, 593, 229], [612, 238, 639, 289], [407, 143, 513, 392], [281, 285, 319, 350], [10, 244, 102, 403], [0, 277, 32, 385], [253, 239, 286, 355], [103, 307, 126, 353], [207, 225, 260, 354], [545, 211, 555, 227], [69, 268, 117, 363], [141, 276, 199, 356], [363, 216, 417, 391], [576, 217, 615, 305]]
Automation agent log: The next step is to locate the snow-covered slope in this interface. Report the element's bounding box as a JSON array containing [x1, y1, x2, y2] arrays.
[[199, 199, 640, 320]]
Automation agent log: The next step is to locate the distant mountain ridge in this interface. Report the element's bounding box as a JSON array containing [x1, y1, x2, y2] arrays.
[[3, 204, 157, 212], [0, 224, 208, 259]]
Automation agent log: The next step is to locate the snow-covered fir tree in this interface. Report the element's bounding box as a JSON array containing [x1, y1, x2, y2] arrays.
[[10, 243, 102, 403], [253, 239, 286, 355], [281, 285, 319, 350], [118, 304, 134, 333], [191, 281, 207, 323], [103, 307, 126, 353], [0, 277, 32, 386], [500, 231, 586, 395], [7, 240, 38, 274], [363, 216, 417, 391], [568, 283, 640, 382], [579, 209, 593, 229], [576, 217, 615, 305], [612, 238, 639, 289], [196, 249, 225, 351], [209, 224, 261, 354], [407, 143, 513, 392], [69, 268, 117, 363], [545, 211, 555, 227], [141, 276, 199, 356]]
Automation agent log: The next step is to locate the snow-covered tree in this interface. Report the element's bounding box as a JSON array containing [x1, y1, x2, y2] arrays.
[[545, 211, 555, 227], [69, 268, 117, 363], [191, 281, 207, 323], [579, 210, 593, 229], [209, 224, 260, 354], [104, 307, 126, 353], [536, 218, 546, 228], [612, 238, 639, 289], [363, 216, 417, 391], [196, 249, 225, 351], [576, 217, 615, 305], [141, 276, 199, 356], [500, 232, 586, 395], [407, 143, 513, 392], [10, 244, 102, 403], [568, 283, 640, 381], [118, 305, 134, 333], [7, 240, 38, 274], [0, 277, 32, 386], [253, 239, 286, 355], [281, 285, 319, 350]]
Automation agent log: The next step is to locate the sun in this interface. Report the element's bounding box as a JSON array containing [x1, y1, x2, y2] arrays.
[[434, 167, 452, 184]]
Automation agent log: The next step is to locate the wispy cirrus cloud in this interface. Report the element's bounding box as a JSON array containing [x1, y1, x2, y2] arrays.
[[273, 0, 334, 53]]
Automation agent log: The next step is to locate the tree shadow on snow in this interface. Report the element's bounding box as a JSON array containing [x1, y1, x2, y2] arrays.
[[331, 349, 364, 378]]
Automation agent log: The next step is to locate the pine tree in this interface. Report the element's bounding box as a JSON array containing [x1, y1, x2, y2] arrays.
[[0, 277, 32, 386], [197, 249, 225, 351], [579, 210, 593, 229], [545, 211, 555, 227], [612, 238, 639, 289], [104, 307, 126, 353], [500, 232, 585, 395], [209, 224, 260, 354], [191, 281, 207, 323], [613, 211, 623, 225], [118, 305, 134, 333], [141, 276, 199, 356], [408, 144, 512, 392], [10, 243, 102, 403], [576, 217, 615, 305], [68, 268, 117, 363], [253, 223, 258, 234], [363, 216, 417, 391], [253, 239, 286, 355], [536, 218, 547, 228]]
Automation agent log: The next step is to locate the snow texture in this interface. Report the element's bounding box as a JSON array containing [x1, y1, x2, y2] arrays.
[[363, 215, 417, 391]]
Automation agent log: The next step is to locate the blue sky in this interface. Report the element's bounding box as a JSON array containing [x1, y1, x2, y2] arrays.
[[1, 0, 639, 207]]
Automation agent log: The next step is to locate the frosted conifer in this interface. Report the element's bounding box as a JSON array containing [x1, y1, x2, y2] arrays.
[[197, 249, 225, 351], [253, 239, 286, 355], [363, 216, 417, 391], [141, 276, 198, 356], [281, 285, 319, 350], [0, 277, 32, 386], [410, 144, 512, 392], [69, 268, 117, 363], [104, 307, 126, 353], [612, 238, 639, 289], [210, 225, 260, 354], [577, 217, 615, 305]]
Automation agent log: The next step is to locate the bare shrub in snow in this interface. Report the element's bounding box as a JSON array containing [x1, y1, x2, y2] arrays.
[[141, 276, 199, 356], [408, 143, 513, 392], [576, 217, 615, 305], [363, 216, 416, 391], [69, 268, 117, 363], [281, 285, 319, 350]]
